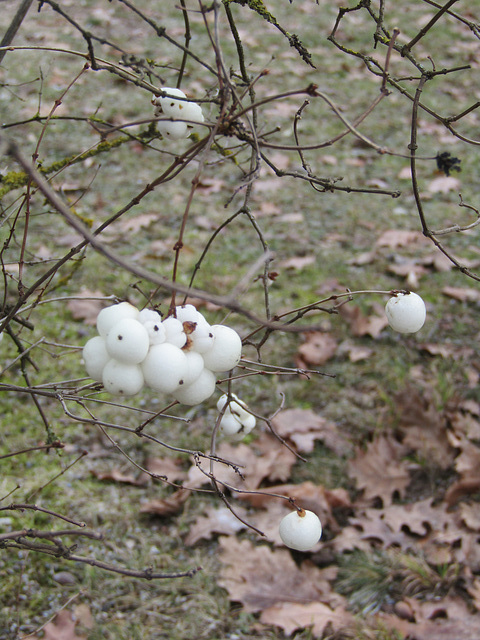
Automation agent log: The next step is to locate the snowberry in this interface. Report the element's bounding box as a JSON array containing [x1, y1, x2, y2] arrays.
[[96, 302, 139, 338], [217, 393, 256, 437], [83, 336, 110, 382], [157, 119, 189, 140], [162, 316, 187, 348], [279, 509, 322, 551], [155, 87, 187, 117], [175, 304, 201, 324], [102, 359, 144, 396], [385, 291, 426, 334], [138, 308, 162, 324], [143, 320, 166, 345], [142, 343, 188, 393], [173, 368, 216, 406], [188, 321, 215, 354], [182, 101, 205, 124], [105, 318, 150, 364], [182, 350, 205, 386], [201, 325, 242, 372]]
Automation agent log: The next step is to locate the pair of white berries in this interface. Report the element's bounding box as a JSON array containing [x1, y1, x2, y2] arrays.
[[82, 302, 242, 405], [217, 393, 256, 439], [152, 87, 205, 140]]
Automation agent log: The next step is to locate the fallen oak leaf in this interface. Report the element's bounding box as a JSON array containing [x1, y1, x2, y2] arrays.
[[218, 536, 335, 613], [348, 436, 413, 507], [260, 600, 354, 638]]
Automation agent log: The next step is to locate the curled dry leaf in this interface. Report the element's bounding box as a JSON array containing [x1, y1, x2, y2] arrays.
[[139, 488, 190, 517], [296, 331, 338, 366]]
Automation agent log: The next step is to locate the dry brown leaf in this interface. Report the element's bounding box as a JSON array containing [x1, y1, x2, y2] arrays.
[[339, 303, 389, 338], [348, 436, 412, 506], [260, 601, 353, 638], [139, 488, 190, 516], [280, 255, 316, 270], [338, 341, 373, 362], [218, 537, 334, 613], [28, 610, 87, 640], [238, 481, 351, 536], [186, 436, 297, 491], [271, 408, 347, 455], [376, 229, 429, 249], [145, 456, 187, 483], [442, 285, 480, 302], [427, 175, 461, 193], [67, 289, 106, 325], [184, 504, 248, 545], [395, 387, 455, 469], [296, 332, 338, 366], [91, 468, 149, 486], [117, 212, 158, 233]]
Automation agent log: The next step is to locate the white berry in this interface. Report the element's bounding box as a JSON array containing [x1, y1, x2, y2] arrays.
[[83, 336, 110, 382], [96, 302, 139, 338], [105, 318, 150, 364], [385, 291, 426, 334], [279, 509, 322, 551], [173, 368, 216, 406], [201, 325, 242, 372], [102, 359, 144, 396], [142, 343, 188, 393]]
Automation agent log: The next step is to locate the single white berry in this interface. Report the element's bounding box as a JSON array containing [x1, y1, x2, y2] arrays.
[[156, 87, 187, 117], [83, 336, 110, 382], [158, 120, 188, 140], [162, 316, 187, 348], [142, 343, 188, 393], [201, 325, 242, 372], [105, 318, 150, 364], [385, 291, 426, 334], [102, 359, 144, 396], [279, 509, 322, 551], [217, 393, 256, 438], [182, 350, 205, 386], [182, 101, 205, 124], [96, 302, 139, 338], [189, 321, 215, 354], [138, 308, 162, 324], [175, 304, 201, 324], [173, 368, 216, 406]]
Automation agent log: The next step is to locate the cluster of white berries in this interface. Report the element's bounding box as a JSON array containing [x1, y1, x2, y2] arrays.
[[152, 87, 205, 140], [385, 291, 426, 334], [82, 302, 242, 405]]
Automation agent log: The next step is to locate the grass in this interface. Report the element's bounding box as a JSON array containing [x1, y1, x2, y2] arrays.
[[1, 0, 480, 638]]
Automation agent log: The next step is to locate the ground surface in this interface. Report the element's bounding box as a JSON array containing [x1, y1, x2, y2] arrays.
[[1, 1, 480, 639]]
